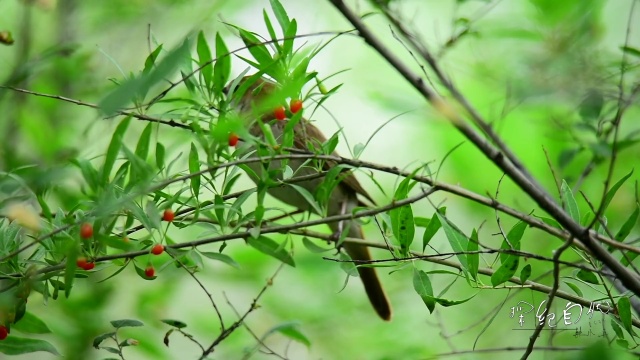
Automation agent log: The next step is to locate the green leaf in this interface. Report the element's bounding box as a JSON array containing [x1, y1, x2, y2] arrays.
[[618, 296, 632, 333], [389, 171, 418, 254], [213, 33, 230, 94], [143, 44, 163, 73], [602, 170, 634, 214], [270, 0, 291, 32], [0, 337, 61, 356], [239, 29, 272, 67], [264, 322, 310, 348], [247, 236, 295, 266], [161, 319, 187, 329], [535, 215, 562, 229], [436, 213, 469, 271], [611, 318, 624, 339], [491, 255, 519, 287], [302, 237, 331, 253], [156, 142, 165, 170], [414, 217, 431, 227], [576, 269, 599, 284], [353, 143, 365, 158], [282, 19, 297, 57], [135, 123, 152, 161], [422, 209, 443, 251], [413, 268, 435, 313], [467, 228, 479, 280], [103, 347, 121, 354], [621, 46, 640, 58], [93, 332, 115, 348], [500, 221, 526, 263], [519, 264, 531, 283], [102, 117, 131, 184], [99, 40, 190, 115], [579, 89, 604, 121], [287, 184, 323, 215], [558, 148, 581, 168], [197, 31, 213, 92], [64, 245, 78, 299], [561, 180, 580, 223], [200, 251, 240, 269], [392, 204, 415, 254], [110, 319, 144, 328], [323, 131, 340, 154], [615, 204, 639, 242], [339, 252, 358, 277], [12, 312, 51, 334], [434, 293, 477, 307], [133, 264, 157, 280], [71, 159, 99, 191], [564, 281, 583, 297], [189, 143, 201, 198], [621, 251, 639, 266], [263, 10, 280, 51], [616, 338, 629, 348]]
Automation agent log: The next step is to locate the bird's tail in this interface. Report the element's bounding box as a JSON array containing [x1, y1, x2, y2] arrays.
[[341, 223, 392, 321]]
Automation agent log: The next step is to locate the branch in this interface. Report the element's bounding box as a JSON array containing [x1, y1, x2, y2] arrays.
[[327, 0, 640, 296]]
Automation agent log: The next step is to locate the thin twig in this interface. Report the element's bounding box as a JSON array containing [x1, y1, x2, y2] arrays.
[[199, 263, 285, 359]]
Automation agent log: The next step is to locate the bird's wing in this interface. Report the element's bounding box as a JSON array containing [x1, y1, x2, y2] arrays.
[[292, 119, 376, 206]]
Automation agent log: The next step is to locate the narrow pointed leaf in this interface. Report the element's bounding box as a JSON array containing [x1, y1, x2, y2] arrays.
[[413, 268, 436, 313], [189, 143, 201, 197], [247, 236, 295, 266], [197, 31, 213, 92], [468, 228, 479, 280], [602, 170, 634, 213], [102, 117, 131, 184], [561, 180, 580, 223], [618, 296, 632, 333], [213, 33, 230, 94]]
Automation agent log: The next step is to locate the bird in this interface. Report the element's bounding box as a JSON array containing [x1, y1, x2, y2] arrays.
[[224, 75, 392, 320]]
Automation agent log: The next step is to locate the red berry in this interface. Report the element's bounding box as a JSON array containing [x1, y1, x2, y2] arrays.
[[77, 258, 95, 270], [80, 223, 93, 239], [145, 266, 155, 278], [162, 209, 175, 222], [0, 326, 8, 340], [151, 244, 164, 255], [274, 106, 286, 120], [290, 99, 303, 114], [228, 133, 239, 147]]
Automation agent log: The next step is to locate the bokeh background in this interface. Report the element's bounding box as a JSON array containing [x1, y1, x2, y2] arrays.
[[1, 0, 639, 359]]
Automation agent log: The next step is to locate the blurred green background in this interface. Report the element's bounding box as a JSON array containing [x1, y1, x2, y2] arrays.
[[1, 0, 639, 359]]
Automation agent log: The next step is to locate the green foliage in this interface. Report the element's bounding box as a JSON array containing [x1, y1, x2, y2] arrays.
[[0, 0, 639, 358]]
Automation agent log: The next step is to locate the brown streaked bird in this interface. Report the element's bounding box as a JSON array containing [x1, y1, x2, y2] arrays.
[[226, 75, 392, 321]]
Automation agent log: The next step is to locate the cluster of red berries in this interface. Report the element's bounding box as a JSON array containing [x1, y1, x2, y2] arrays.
[[274, 98, 303, 120], [76, 257, 95, 270], [227, 99, 303, 147], [78, 223, 96, 270], [74, 209, 173, 275], [0, 325, 7, 340], [147, 209, 173, 278]]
